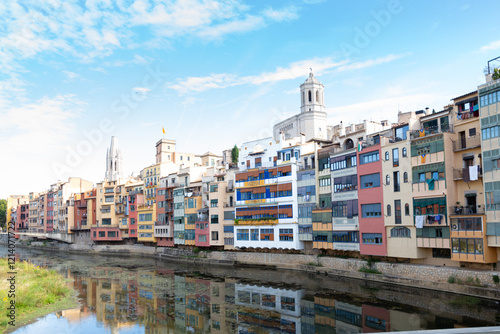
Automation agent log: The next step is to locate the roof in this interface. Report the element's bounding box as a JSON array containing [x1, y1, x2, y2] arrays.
[[451, 90, 477, 101], [303, 72, 322, 85]]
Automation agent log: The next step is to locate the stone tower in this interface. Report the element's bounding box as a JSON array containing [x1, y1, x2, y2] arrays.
[[105, 136, 123, 181], [273, 71, 328, 141], [300, 71, 325, 113]]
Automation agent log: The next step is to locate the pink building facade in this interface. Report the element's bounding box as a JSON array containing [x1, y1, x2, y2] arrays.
[[357, 143, 387, 256]]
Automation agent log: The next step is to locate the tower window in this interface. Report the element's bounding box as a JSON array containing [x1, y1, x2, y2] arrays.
[[316, 90, 319, 103], [308, 90, 312, 102]]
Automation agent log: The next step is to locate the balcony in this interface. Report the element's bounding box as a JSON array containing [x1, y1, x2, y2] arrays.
[[452, 135, 481, 152], [452, 166, 482, 181], [450, 205, 485, 216], [196, 214, 208, 222], [410, 124, 454, 140], [76, 201, 87, 208]]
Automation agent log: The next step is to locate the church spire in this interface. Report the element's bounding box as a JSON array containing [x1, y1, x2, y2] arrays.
[[105, 136, 123, 181]]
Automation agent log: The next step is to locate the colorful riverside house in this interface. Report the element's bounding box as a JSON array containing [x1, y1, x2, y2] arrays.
[[93, 179, 127, 242], [28, 192, 39, 233], [479, 73, 500, 262], [137, 201, 155, 244], [209, 168, 235, 249], [46, 189, 56, 232], [295, 141, 319, 249], [382, 113, 426, 261], [312, 145, 336, 250], [410, 108, 456, 265], [73, 193, 88, 230], [329, 147, 360, 253], [450, 91, 496, 265], [127, 188, 143, 240], [16, 203, 29, 232], [173, 181, 185, 246], [155, 177, 174, 247], [223, 169, 237, 250], [37, 191, 48, 233], [185, 184, 202, 247], [357, 134, 386, 256], [234, 137, 303, 250]]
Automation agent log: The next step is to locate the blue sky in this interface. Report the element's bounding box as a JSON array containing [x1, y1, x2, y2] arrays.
[[1, 0, 500, 198]]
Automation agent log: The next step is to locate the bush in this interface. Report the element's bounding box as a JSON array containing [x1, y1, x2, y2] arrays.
[[447, 276, 456, 284], [359, 265, 382, 274], [193, 247, 201, 254], [466, 276, 474, 284], [493, 275, 500, 284]]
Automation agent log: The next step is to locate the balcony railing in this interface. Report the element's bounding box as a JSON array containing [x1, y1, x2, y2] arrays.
[[410, 124, 454, 140], [196, 215, 208, 222], [450, 205, 485, 216], [452, 135, 481, 152]]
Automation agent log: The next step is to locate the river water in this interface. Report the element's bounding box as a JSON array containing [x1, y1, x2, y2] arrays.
[[3, 248, 500, 333]]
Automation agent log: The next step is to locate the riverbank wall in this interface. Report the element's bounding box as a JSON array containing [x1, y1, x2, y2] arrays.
[[3, 237, 500, 301]]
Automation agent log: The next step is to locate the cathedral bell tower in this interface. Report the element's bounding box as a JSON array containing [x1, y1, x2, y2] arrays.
[[300, 71, 325, 113]]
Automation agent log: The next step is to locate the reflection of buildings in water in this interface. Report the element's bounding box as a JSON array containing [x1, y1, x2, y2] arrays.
[[333, 301, 362, 334], [174, 275, 186, 331], [300, 299, 315, 334], [362, 304, 390, 333], [210, 279, 238, 334], [185, 277, 210, 332], [234, 284, 305, 334], [314, 296, 335, 332]]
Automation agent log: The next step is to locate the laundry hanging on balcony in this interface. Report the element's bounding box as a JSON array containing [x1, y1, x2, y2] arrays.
[[426, 178, 435, 190], [469, 165, 478, 181], [415, 215, 424, 228]]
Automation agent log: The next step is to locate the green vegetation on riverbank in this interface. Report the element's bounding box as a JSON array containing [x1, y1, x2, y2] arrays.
[[0, 258, 78, 332]]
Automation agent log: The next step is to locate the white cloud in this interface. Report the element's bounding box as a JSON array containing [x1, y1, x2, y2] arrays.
[[0, 1, 299, 72], [168, 54, 405, 94], [263, 6, 299, 22], [133, 87, 151, 94], [479, 39, 500, 52], [197, 15, 265, 39], [63, 70, 81, 82], [336, 53, 408, 72]]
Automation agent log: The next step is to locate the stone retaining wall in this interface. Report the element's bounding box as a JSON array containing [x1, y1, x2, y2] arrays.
[[3, 240, 500, 298]]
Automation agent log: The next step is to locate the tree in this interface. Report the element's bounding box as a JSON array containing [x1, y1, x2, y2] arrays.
[[231, 144, 239, 164], [493, 68, 500, 81], [0, 199, 7, 230]]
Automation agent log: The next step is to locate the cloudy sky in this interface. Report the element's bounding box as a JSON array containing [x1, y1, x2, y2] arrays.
[[1, 0, 499, 198]]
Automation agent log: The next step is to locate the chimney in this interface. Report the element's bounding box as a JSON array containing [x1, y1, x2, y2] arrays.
[[425, 107, 430, 115]]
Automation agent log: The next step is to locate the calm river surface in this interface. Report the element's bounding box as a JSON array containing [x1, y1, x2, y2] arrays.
[[3, 248, 500, 333]]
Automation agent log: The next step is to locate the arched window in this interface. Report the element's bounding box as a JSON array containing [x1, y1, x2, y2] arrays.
[[316, 90, 320, 103], [386, 174, 390, 185], [308, 90, 312, 102], [402, 147, 407, 157], [387, 204, 391, 216], [405, 203, 410, 216], [344, 138, 354, 150], [302, 92, 305, 105], [403, 172, 408, 183], [385, 151, 389, 161]]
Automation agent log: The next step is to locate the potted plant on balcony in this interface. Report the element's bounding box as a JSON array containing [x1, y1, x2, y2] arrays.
[[455, 202, 462, 215]]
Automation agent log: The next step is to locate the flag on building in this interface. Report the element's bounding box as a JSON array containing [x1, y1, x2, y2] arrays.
[[162, 126, 165, 134], [357, 141, 363, 152], [419, 129, 425, 137], [421, 154, 426, 163]]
